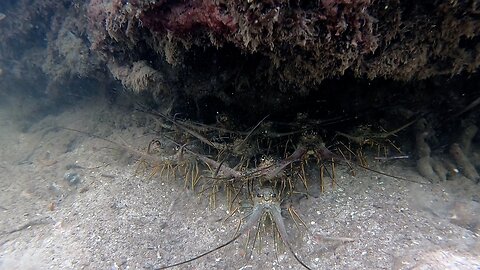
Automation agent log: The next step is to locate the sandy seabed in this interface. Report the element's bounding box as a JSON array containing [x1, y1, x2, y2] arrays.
[[0, 98, 479, 270]]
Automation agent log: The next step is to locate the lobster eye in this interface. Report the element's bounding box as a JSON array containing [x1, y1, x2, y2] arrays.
[[256, 193, 263, 198], [271, 193, 276, 198]]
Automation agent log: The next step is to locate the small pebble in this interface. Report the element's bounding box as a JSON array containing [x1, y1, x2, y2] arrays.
[[64, 171, 81, 185]]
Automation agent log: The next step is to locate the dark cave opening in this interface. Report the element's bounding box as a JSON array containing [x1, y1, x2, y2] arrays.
[[0, 0, 479, 185]]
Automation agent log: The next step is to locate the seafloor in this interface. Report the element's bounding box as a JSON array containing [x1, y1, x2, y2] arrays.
[[1, 0, 480, 269], [0, 96, 479, 270]]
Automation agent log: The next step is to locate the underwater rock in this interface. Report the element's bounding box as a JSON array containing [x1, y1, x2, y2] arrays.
[[415, 119, 441, 182], [431, 158, 448, 182], [86, 0, 480, 97], [417, 156, 440, 182], [63, 171, 81, 186], [473, 152, 480, 168], [458, 122, 478, 155], [450, 143, 480, 183]]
